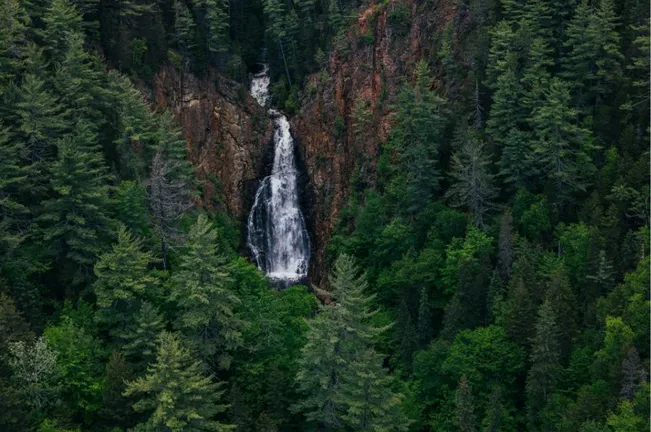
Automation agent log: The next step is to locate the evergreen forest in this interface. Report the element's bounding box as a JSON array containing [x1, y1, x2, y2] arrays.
[[0, 0, 649, 430]]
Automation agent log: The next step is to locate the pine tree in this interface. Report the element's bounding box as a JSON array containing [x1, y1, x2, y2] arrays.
[[173, 0, 196, 66], [170, 214, 243, 370], [395, 299, 418, 374], [122, 301, 166, 371], [531, 78, 595, 201], [520, 37, 553, 114], [388, 60, 447, 216], [40, 0, 83, 64], [93, 225, 158, 340], [52, 32, 105, 125], [99, 351, 135, 430], [486, 21, 517, 89], [0, 0, 29, 94], [446, 135, 498, 228], [9, 72, 66, 169], [417, 286, 433, 346], [199, 0, 229, 57], [455, 376, 477, 432], [503, 259, 537, 347], [293, 255, 408, 430], [526, 300, 561, 428], [0, 126, 29, 260], [497, 210, 514, 281], [486, 58, 524, 148], [37, 121, 113, 287], [545, 265, 577, 363], [498, 128, 537, 191], [124, 331, 234, 431]]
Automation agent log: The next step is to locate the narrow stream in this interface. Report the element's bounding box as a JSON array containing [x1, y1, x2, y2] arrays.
[[246, 66, 310, 282]]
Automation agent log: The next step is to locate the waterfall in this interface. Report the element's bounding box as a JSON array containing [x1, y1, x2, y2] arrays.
[[247, 66, 310, 282]]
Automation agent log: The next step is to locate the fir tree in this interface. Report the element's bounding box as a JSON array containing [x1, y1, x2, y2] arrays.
[[37, 121, 113, 287], [497, 209, 514, 281], [99, 351, 135, 430], [446, 135, 498, 228], [40, 0, 83, 64], [526, 300, 561, 428], [503, 258, 537, 347], [0, 126, 29, 259], [498, 128, 537, 191], [93, 225, 158, 340], [388, 60, 446, 216], [486, 60, 524, 147], [417, 286, 433, 346], [170, 214, 243, 370], [124, 331, 234, 431], [122, 301, 166, 371], [293, 255, 408, 430], [455, 376, 477, 432], [199, 0, 229, 57], [545, 265, 577, 363], [173, 0, 196, 66], [531, 78, 595, 202], [395, 299, 418, 374], [0, 0, 29, 94]]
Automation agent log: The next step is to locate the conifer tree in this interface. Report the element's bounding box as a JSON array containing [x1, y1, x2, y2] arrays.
[[446, 136, 498, 228], [387, 60, 446, 216], [498, 128, 537, 191], [497, 210, 514, 281], [503, 258, 537, 347], [124, 331, 234, 431], [417, 286, 433, 346], [395, 299, 418, 373], [37, 121, 113, 287], [293, 255, 408, 430], [0, 0, 29, 94], [486, 21, 517, 89], [170, 214, 242, 370], [545, 265, 577, 363], [520, 37, 553, 114], [99, 351, 135, 429], [93, 225, 158, 340], [40, 0, 83, 64], [122, 301, 166, 371], [173, 0, 196, 66], [455, 376, 477, 432], [526, 300, 561, 428], [486, 59, 524, 147], [531, 78, 595, 202], [0, 126, 29, 259], [200, 0, 229, 58]]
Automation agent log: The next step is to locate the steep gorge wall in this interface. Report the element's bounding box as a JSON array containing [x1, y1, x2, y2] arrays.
[[293, 0, 464, 286], [150, 66, 272, 229]]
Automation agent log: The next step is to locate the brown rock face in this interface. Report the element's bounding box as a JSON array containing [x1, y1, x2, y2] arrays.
[[293, 0, 460, 286], [152, 66, 272, 228]]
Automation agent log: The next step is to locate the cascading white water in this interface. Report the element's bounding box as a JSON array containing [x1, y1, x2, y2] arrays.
[[247, 66, 310, 282]]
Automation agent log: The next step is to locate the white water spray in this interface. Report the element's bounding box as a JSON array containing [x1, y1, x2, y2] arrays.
[[247, 66, 310, 282]]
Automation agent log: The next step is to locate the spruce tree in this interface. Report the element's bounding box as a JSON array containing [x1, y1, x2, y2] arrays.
[[170, 214, 242, 370], [545, 265, 577, 363], [99, 351, 135, 429], [93, 225, 158, 340], [0, 126, 29, 259], [40, 0, 83, 64], [293, 255, 408, 430], [124, 331, 234, 431], [37, 121, 113, 287], [455, 376, 477, 432], [173, 0, 196, 66], [486, 61, 524, 147], [0, 0, 28, 94], [526, 300, 561, 429], [498, 128, 537, 191], [388, 60, 446, 216], [122, 301, 166, 371], [417, 286, 433, 346], [531, 78, 595, 202], [446, 135, 498, 228], [503, 258, 537, 347]]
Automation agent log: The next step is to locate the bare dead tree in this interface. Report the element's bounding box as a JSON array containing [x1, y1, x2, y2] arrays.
[[146, 145, 193, 269]]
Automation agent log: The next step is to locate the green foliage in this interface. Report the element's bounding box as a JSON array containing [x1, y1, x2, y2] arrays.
[[124, 331, 234, 431], [170, 214, 243, 369]]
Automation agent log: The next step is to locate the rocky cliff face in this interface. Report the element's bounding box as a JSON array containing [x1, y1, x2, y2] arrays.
[[151, 66, 272, 230], [293, 0, 464, 286]]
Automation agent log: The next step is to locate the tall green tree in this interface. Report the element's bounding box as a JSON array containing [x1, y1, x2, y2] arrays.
[[124, 331, 234, 431], [526, 300, 561, 429], [93, 225, 158, 340], [446, 135, 498, 228], [455, 376, 477, 432], [122, 301, 166, 371], [37, 121, 113, 288], [293, 255, 408, 430], [531, 78, 595, 202], [170, 214, 243, 370]]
